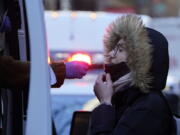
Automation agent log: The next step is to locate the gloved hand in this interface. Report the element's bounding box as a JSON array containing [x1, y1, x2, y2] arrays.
[[65, 61, 89, 79]]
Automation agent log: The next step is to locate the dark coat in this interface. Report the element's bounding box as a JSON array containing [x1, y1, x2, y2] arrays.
[[90, 24, 175, 134], [91, 86, 175, 135]]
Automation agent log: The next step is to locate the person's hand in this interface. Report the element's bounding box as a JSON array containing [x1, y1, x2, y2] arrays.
[[94, 73, 113, 104], [65, 61, 89, 79]]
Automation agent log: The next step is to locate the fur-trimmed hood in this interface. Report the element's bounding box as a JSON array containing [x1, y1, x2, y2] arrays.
[[103, 15, 169, 92]]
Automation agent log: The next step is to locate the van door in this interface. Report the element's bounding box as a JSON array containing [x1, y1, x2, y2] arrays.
[[24, 0, 52, 135]]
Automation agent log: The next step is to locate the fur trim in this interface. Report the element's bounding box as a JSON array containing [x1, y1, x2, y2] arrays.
[[103, 15, 153, 92]]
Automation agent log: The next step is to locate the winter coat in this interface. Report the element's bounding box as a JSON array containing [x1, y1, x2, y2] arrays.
[[91, 86, 175, 135], [90, 15, 175, 135]]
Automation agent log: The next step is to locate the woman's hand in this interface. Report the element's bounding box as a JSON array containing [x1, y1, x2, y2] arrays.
[[94, 73, 113, 105]]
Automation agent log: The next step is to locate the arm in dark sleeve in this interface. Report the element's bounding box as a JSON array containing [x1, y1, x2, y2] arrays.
[[0, 56, 30, 89], [50, 62, 66, 88], [0, 56, 66, 89], [91, 103, 170, 135]]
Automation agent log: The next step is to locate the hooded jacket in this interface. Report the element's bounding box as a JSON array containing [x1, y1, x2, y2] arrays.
[[91, 15, 175, 135]]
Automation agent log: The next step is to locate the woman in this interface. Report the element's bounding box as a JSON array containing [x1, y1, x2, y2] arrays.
[[91, 15, 175, 135]]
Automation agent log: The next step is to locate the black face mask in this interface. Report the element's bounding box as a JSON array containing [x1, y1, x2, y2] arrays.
[[104, 62, 130, 82]]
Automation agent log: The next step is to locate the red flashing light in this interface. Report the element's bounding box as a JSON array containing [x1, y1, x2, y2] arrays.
[[68, 53, 92, 65]]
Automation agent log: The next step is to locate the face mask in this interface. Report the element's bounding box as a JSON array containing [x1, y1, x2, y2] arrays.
[[0, 10, 11, 33], [104, 62, 130, 82]]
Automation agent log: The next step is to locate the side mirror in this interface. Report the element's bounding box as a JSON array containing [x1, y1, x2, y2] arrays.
[[70, 111, 91, 135]]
